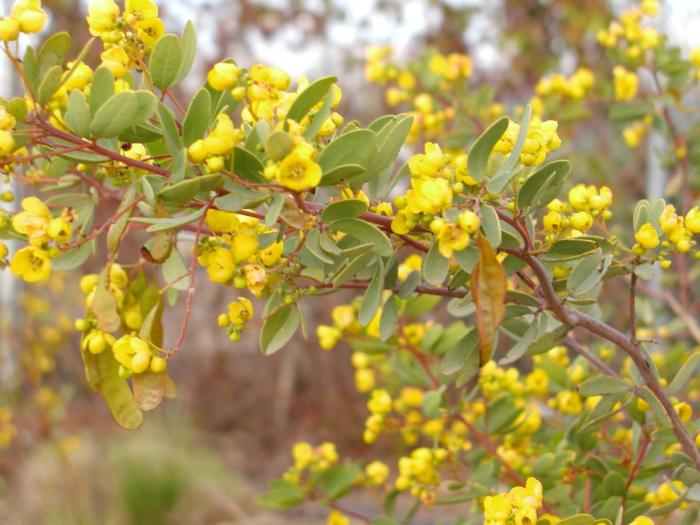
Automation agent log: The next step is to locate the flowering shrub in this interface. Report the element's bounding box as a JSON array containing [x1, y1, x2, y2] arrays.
[[2, 0, 700, 524]]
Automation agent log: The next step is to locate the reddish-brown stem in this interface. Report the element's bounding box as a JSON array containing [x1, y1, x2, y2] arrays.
[[167, 199, 213, 357]]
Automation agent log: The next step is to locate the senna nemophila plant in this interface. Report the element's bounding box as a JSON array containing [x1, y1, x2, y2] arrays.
[[2, 0, 700, 523]]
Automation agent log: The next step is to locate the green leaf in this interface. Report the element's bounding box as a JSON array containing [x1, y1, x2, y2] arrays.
[[162, 248, 189, 292], [157, 101, 184, 152], [52, 239, 94, 270], [321, 199, 368, 223], [149, 34, 183, 89], [215, 184, 268, 211], [547, 239, 598, 258], [91, 91, 158, 138], [264, 130, 293, 161], [259, 480, 306, 509], [422, 388, 444, 418], [89, 67, 115, 117], [233, 146, 266, 183], [333, 251, 375, 287], [265, 193, 285, 227], [517, 160, 571, 209], [83, 350, 143, 430], [472, 234, 506, 365], [158, 177, 203, 205], [304, 87, 334, 140], [359, 260, 385, 326], [286, 76, 336, 123], [379, 295, 398, 341], [106, 186, 136, 254], [578, 376, 630, 396], [174, 21, 197, 85], [567, 252, 609, 296], [130, 207, 205, 232], [480, 204, 502, 248], [37, 65, 63, 106], [92, 268, 121, 333], [330, 218, 393, 257], [38, 32, 71, 77], [183, 87, 211, 146], [422, 241, 449, 286], [441, 330, 478, 375], [558, 515, 595, 525], [64, 90, 91, 137], [320, 164, 366, 186], [133, 371, 167, 412], [609, 101, 653, 122], [359, 114, 413, 189], [669, 352, 700, 395], [317, 463, 362, 501], [487, 105, 531, 193], [467, 116, 508, 182], [260, 301, 301, 355], [22, 46, 39, 91], [319, 129, 376, 171]]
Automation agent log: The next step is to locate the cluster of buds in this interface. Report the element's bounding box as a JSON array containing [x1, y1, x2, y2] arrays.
[[494, 117, 562, 167], [534, 67, 595, 101], [217, 297, 254, 342], [634, 205, 700, 267], [597, 1, 661, 60], [541, 184, 613, 242]]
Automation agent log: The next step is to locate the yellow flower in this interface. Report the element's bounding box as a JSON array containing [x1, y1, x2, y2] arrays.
[[243, 263, 266, 295], [259, 241, 283, 266], [685, 206, 700, 234], [124, 0, 158, 28], [227, 297, 254, 326], [205, 247, 235, 283], [63, 62, 94, 91], [233, 233, 259, 262], [12, 196, 51, 246], [365, 460, 389, 485], [87, 0, 120, 36], [47, 217, 72, 243], [613, 66, 638, 101], [326, 510, 349, 525], [207, 62, 240, 91], [10, 245, 51, 282], [0, 129, 15, 155], [332, 305, 355, 330], [12, 1, 47, 34], [274, 144, 322, 191], [112, 334, 152, 374], [629, 517, 654, 525], [407, 177, 452, 215], [206, 209, 239, 234], [635, 223, 660, 250], [0, 17, 20, 41], [437, 222, 470, 258], [317, 325, 341, 350], [101, 46, 131, 78], [483, 494, 512, 524]]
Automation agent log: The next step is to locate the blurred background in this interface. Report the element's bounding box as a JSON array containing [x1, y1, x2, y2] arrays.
[[1, 0, 699, 523]]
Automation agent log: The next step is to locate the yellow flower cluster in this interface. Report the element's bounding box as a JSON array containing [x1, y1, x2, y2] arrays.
[[217, 296, 254, 342], [263, 140, 322, 191], [0, 105, 17, 156], [597, 1, 661, 59], [645, 480, 685, 508], [87, 0, 164, 54], [534, 68, 595, 100], [541, 184, 613, 243], [187, 114, 245, 168], [494, 117, 562, 167], [316, 304, 358, 351], [9, 197, 75, 283], [282, 441, 339, 484], [113, 334, 166, 376], [622, 117, 652, 149], [395, 446, 448, 505], [634, 204, 700, 264], [0, 0, 47, 42], [391, 143, 479, 242], [613, 66, 639, 102], [198, 211, 282, 297], [483, 477, 543, 525], [365, 46, 469, 140]]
